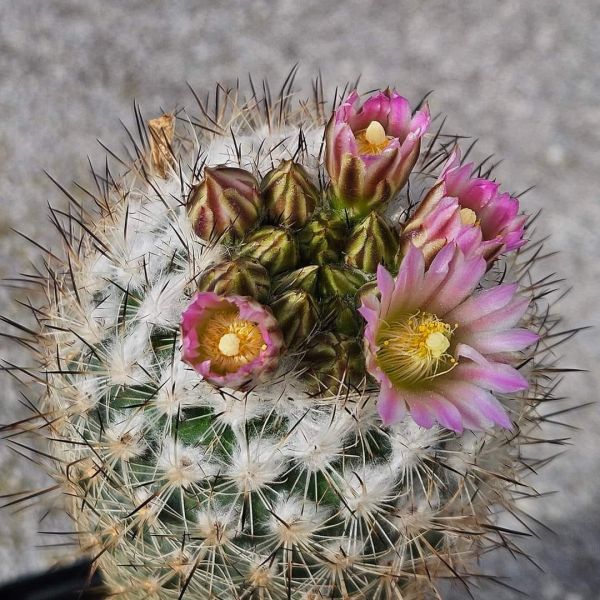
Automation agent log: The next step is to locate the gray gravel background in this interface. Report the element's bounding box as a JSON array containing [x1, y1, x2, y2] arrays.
[[0, 0, 599, 598]]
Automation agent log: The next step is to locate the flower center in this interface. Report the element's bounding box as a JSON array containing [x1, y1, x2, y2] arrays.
[[356, 120, 392, 155], [375, 312, 456, 387], [195, 308, 266, 374], [459, 207, 478, 226]]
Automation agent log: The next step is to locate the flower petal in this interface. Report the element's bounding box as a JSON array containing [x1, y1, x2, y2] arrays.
[[468, 328, 539, 354], [378, 384, 407, 425], [441, 381, 512, 429], [453, 362, 528, 393]]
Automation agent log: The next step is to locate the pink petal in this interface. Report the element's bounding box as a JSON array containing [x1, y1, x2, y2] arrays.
[[425, 393, 464, 433], [409, 402, 436, 429], [468, 328, 539, 354], [468, 296, 530, 332], [453, 362, 528, 393], [389, 244, 425, 314], [378, 383, 407, 425], [387, 93, 412, 138], [417, 243, 455, 304], [376, 264, 396, 315], [446, 283, 518, 325], [427, 249, 486, 315], [441, 381, 512, 429]]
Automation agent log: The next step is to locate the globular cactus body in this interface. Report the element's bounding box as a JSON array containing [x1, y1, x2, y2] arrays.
[[4, 75, 569, 599]]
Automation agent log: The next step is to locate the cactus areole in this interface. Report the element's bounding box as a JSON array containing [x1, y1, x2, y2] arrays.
[[5, 74, 572, 599]]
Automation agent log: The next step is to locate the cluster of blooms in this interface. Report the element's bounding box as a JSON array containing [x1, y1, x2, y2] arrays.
[[182, 88, 536, 434]]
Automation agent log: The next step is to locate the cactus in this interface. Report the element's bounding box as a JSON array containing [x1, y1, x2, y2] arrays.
[[1, 75, 574, 599]]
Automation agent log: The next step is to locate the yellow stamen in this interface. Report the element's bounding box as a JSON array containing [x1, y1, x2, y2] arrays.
[[459, 207, 478, 226], [376, 312, 456, 387], [195, 308, 265, 374], [356, 120, 392, 155]]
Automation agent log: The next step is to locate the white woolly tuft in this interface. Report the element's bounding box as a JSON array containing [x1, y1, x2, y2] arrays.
[[268, 496, 331, 548], [227, 437, 286, 492], [106, 324, 154, 386], [156, 439, 219, 488]]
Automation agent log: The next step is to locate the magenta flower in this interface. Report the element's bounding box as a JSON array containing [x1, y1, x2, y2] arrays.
[[181, 292, 283, 389], [403, 149, 527, 263], [359, 243, 538, 432], [325, 89, 430, 217]]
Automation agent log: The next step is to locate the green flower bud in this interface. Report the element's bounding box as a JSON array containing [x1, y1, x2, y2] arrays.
[[297, 210, 347, 265], [239, 226, 299, 275], [270, 290, 319, 348], [317, 265, 368, 298], [321, 296, 361, 336], [345, 212, 399, 273], [187, 167, 262, 242], [261, 160, 319, 228], [303, 332, 365, 394], [272, 265, 319, 296], [198, 257, 270, 302]]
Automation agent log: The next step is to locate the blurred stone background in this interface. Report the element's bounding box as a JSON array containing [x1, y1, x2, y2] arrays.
[[0, 0, 598, 597]]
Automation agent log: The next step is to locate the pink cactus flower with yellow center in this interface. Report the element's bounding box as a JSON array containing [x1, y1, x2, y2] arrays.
[[181, 292, 283, 389], [402, 149, 527, 264], [325, 89, 430, 217], [359, 243, 538, 432]]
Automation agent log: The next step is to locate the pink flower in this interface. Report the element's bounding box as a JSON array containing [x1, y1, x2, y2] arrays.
[[325, 89, 430, 217], [402, 149, 526, 263], [181, 292, 283, 389], [359, 243, 538, 432]]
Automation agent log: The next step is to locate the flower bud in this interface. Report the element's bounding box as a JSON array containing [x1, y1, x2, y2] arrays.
[[321, 296, 361, 336], [272, 265, 319, 296], [187, 167, 261, 242], [261, 160, 319, 228], [345, 212, 398, 273], [239, 226, 299, 275], [198, 257, 270, 303], [317, 265, 368, 298], [325, 89, 430, 218], [297, 211, 347, 265], [303, 332, 365, 394], [270, 290, 319, 348]]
